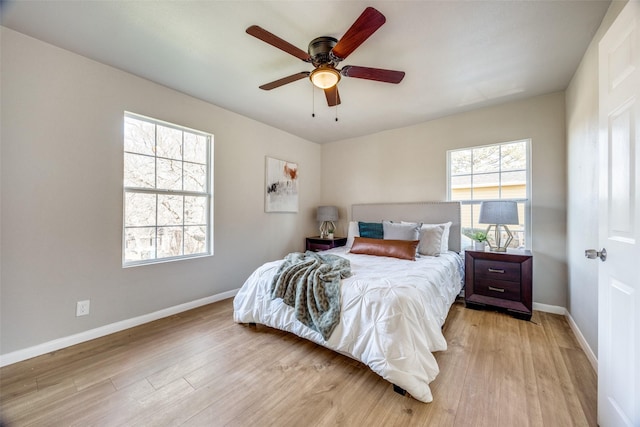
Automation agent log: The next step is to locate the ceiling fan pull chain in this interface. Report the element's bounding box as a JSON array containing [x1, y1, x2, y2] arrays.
[[335, 93, 339, 122], [312, 85, 316, 118]]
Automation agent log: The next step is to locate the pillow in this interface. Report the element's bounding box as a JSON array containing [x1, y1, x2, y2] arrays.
[[358, 222, 383, 239], [404, 221, 453, 254], [416, 224, 446, 256], [350, 237, 419, 260], [382, 221, 421, 241], [439, 221, 452, 252], [345, 221, 360, 248]]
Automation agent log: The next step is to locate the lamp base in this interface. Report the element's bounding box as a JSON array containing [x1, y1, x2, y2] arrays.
[[319, 221, 336, 239], [485, 224, 514, 252]]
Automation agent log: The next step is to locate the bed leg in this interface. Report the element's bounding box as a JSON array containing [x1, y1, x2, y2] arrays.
[[393, 384, 407, 396]]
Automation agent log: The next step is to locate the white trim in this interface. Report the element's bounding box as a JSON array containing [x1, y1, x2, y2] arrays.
[[533, 303, 598, 372], [565, 311, 598, 372], [533, 302, 566, 315], [0, 289, 239, 368]]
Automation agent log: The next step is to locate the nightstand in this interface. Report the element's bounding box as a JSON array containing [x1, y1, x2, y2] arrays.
[[464, 249, 533, 320], [306, 236, 347, 252]]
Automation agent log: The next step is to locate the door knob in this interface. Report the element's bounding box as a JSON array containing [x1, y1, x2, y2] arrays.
[[585, 248, 607, 262]]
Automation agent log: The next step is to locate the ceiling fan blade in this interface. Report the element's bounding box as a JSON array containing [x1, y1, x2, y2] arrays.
[[341, 65, 405, 84], [324, 86, 341, 107], [246, 25, 311, 62], [259, 72, 310, 90], [331, 7, 386, 60]]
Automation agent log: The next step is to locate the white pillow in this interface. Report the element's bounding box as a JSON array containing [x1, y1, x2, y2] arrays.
[[345, 221, 360, 248], [382, 221, 421, 241], [416, 224, 446, 256], [408, 221, 452, 253], [438, 221, 452, 252]]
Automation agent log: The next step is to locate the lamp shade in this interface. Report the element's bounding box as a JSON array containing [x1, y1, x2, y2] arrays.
[[317, 206, 339, 222], [479, 201, 519, 225]]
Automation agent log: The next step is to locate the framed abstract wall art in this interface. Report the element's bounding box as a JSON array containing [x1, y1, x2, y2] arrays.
[[265, 156, 298, 213]]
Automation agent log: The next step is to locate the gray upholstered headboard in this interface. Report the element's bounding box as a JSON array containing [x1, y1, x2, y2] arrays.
[[351, 201, 462, 253]]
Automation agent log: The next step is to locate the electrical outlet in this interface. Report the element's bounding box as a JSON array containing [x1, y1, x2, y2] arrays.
[[76, 300, 90, 317]]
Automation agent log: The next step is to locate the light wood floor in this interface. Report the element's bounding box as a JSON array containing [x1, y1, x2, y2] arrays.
[[0, 298, 597, 426]]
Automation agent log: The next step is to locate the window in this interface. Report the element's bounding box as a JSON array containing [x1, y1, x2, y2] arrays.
[[123, 113, 213, 266], [447, 140, 530, 250]]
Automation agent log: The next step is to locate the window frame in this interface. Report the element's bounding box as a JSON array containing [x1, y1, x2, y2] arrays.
[[446, 139, 532, 250], [122, 112, 214, 267]]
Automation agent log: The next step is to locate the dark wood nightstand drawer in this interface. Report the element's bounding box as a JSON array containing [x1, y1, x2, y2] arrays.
[[307, 241, 333, 251], [475, 278, 521, 301], [306, 237, 347, 252], [474, 259, 521, 282]]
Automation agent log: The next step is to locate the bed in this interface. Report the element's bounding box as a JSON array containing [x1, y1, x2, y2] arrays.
[[233, 202, 464, 402]]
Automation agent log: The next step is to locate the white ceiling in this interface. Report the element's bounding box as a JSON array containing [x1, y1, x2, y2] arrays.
[[1, 1, 610, 144]]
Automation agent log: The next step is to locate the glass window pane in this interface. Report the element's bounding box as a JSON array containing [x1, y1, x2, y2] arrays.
[[157, 159, 183, 190], [184, 162, 206, 192], [450, 150, 471, 175], [460, 203, 473, 232], [501, 171, 527, 198], [124, 117, 155, 155], [470, 203, 483, 231], [125, 193, 156, 226], [472, 173, 500, 199], [185, 196, 207, 225], [511, 201, 526, 249], [501, 141, 527, 171], [156, 125, 182, 160], [124, 227, 156, 262], [473, 146, 500, 173], [124, 153, 155, 188], [184, 133, 208, 164], [451, 175, 472, 200], [158, 195, 183, 226], [157, 227, 183, 258], [184, 226, 207, 255]]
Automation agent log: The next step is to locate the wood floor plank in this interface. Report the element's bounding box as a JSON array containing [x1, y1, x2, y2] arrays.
[[0, 298, 597, 426], [518, 316, 545, 426], [2, 379, 116, 426]]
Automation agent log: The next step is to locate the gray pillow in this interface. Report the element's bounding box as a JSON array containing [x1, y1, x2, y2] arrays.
[[382, 221, 421, 241], [417, 224, 446, 256]]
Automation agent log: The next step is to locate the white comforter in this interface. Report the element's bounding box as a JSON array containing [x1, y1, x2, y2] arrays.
[[233, 247, 464, 402]]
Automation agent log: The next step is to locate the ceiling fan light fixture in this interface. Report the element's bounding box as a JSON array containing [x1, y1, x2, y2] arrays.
[[310, 67, 341, 89]]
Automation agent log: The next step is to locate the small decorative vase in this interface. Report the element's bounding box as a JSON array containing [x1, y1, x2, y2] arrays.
[[328, 233, 334, 239], [474, 241, 486, 251]]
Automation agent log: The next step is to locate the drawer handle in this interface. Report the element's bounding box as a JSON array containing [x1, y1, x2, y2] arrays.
[[488, 268, 505, 274], [488, 286, 505, 293]]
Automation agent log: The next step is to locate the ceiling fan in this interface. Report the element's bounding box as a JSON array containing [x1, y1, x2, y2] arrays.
[[246, 7, 405, 107]]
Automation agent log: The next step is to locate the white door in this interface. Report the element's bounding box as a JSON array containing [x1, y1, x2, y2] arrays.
[[598, 1, 640, 426]]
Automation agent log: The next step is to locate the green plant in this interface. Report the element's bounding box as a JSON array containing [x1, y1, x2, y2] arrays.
[[471, 231, 487, 242]]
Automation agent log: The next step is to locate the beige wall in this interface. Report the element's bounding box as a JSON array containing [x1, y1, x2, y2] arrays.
[[565, 0, 627, 358], [0, 28, 321, 355], [321, 92, 567, 307]]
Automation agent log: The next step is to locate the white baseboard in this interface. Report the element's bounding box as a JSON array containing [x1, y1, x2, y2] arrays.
[[532, 302, 598, 372], [565, 311, 598, 372], [533, 302, 566, 315], [0, 289, 239, 368]]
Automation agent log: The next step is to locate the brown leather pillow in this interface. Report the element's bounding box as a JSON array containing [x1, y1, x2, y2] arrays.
[[349, 237, 419, 261]]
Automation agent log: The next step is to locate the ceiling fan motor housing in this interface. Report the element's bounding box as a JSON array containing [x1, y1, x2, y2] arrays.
[[308, 36, 339, 67]]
